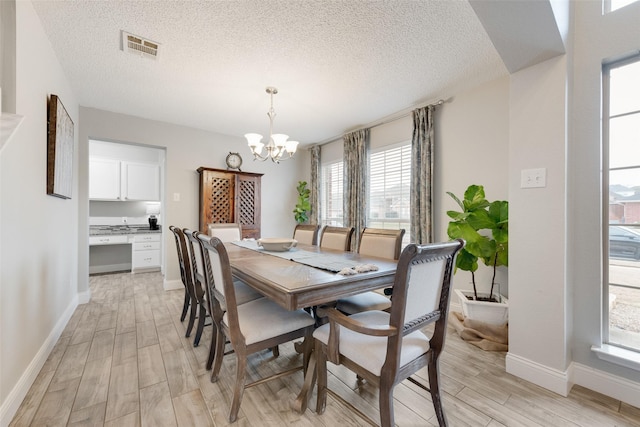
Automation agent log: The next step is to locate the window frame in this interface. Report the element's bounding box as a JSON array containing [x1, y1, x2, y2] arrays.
[[601, 53, 640, 353]]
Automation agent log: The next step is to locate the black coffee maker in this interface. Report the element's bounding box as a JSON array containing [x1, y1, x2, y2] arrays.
[[148, 215, 159, 230]]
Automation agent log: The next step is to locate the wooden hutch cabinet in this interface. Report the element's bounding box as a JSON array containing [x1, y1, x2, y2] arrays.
[[197, 167, 263, 239]]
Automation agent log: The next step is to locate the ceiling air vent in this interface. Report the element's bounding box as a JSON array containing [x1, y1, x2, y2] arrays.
[[121, 31, 159, 60]]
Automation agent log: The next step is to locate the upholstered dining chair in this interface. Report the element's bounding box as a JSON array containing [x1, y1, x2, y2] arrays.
[[335, 228, 406, 315], [169, 226, 198, 337], [192, 232, 266, 371], [314, 239, 464, 427], [208, 223, 242, 242], [185, 229, 263, 349], [200, 235, 316, 423], [293, 224, 320, 246], [319, 226, 354, 251]]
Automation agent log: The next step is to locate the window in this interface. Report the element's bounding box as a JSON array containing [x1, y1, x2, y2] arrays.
[[320, 161, 344, 226], [368, 142, 411, 244], [603, 55, 640, 352]]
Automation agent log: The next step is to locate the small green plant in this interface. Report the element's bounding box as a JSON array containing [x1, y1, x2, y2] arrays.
[[446, 185, 508, 301], [293, 181, 311, 224]]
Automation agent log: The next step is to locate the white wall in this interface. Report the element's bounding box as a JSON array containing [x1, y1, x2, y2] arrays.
[[78, 108, 304, 291], [0, 1, 79, 423], [437, 77, 510, 296], [507, 55, 570, 382]]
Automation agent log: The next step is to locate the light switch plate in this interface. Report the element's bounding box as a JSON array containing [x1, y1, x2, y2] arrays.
[[173, 192, 180, 202], [521, 168, 546, 188]]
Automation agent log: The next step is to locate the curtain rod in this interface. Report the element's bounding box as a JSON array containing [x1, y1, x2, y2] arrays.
[[312, 98, 446, 148]]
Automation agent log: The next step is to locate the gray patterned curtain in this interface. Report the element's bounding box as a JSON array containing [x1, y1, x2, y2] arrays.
[[309, 145, 320, 225], [343, 129, 369, 252], [411, 106, 435, 244]]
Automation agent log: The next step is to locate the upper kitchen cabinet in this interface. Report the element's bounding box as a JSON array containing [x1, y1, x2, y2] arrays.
[[89, 158, 161, 201], [122, 162, 160, 201], [89, 139, 164, 202], [89, 157, 121, 200]]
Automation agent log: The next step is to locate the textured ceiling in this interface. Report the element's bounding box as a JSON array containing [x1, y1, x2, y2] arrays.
[[31, 0, 508, 145]]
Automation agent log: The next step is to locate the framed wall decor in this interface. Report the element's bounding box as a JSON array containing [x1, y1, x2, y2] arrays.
[[47, 94, 74, 199]]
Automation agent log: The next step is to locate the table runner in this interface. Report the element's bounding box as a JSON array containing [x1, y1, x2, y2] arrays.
[[231, 240, 370, 273]]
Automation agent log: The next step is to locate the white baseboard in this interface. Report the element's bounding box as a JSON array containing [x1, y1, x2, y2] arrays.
[[78, 288, 91, 304], [506, 351, 640, 407], [164, 278, 183, 291], [0, 296, 78, 427], [505, 352, 572, 396], [572, 362, 640, 408], [89, 263, 131, 275]]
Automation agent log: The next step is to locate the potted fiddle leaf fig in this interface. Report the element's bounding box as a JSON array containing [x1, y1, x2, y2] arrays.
[[293, 181, 311, 224], [446, 184, 509, 325]]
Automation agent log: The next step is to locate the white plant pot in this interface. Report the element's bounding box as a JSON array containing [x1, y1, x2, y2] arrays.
[[455, 289, 508, 326]]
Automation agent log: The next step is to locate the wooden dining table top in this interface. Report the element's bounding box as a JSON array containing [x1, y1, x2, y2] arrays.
[[225, 242, 398, 311]]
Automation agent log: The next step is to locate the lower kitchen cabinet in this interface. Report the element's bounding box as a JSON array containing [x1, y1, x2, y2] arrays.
[[132, 234, 161, 272], [89, 232, 162, 274]]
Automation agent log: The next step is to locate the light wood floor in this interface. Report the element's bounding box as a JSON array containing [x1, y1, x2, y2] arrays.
[[9, 271, 640, 427]]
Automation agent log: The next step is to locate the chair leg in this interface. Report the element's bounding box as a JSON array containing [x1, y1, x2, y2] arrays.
[[210, 328, 226, 382], [378, 379, 395, 427], [228, 348, 248, 423], [180, 290, 190, 322], [185, 297, 197, 337], [193, 303, 207, 347], [206, 320, 217, 370], [315, 341, 328, 415], [428, 357, 447, 427]]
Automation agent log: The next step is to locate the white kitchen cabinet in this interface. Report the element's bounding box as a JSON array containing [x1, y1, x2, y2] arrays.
[[89, 158, 121, 200], [89, 235, 128, 245], [132, 233, 161, 272], [89, 158, 160, 201], [123, 162, 160, 201]]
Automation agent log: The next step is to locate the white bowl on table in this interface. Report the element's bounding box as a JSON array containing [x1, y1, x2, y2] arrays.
[[257, 238, 297, 252]]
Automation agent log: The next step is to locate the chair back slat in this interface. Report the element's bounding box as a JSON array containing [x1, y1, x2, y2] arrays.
[[320, 226, 354, 251], [184, 228, 206, 297], [208, 223, 242, 242], [199, 235, 242, 339], [358, 228, 405, 260], [293, 224, 320, 245], [170, 226, 196, 295], [387, 240, 463, 363]]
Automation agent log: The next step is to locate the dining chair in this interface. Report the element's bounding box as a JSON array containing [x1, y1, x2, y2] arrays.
[[193, 232, 267, 370], [314, 239, 464, 427], [335, 228, 406, 315], [185, 229, 264, 348], [208, 222, 242, 242], [319, 226, 354, 251], [293, 224, 320, 246], [183, 228, 212, 347], [169, 226, 198, 337], [200, 235, 316, 423]]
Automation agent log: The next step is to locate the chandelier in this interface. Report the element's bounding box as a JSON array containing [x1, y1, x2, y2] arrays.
[[245, 87, 298, 163]]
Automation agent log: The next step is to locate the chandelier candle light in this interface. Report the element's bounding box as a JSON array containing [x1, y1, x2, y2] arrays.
[[245, 87, 299, 162]]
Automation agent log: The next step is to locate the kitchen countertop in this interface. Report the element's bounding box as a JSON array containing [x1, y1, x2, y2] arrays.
[[90, 225, 163, 236]]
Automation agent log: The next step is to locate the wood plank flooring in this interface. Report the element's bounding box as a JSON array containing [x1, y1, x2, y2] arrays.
[[9, 271, 640, 426]]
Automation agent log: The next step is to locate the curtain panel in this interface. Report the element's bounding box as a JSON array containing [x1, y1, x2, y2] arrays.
[[343, 129, 369, 252], [411, 105, 435, 244], [309, 145, 320, 225]]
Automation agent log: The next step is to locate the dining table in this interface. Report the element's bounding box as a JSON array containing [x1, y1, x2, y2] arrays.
[[224, 240, 398, 413]]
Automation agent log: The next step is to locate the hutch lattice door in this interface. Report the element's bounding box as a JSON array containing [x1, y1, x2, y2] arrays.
[[197, 167, 262, 239]]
